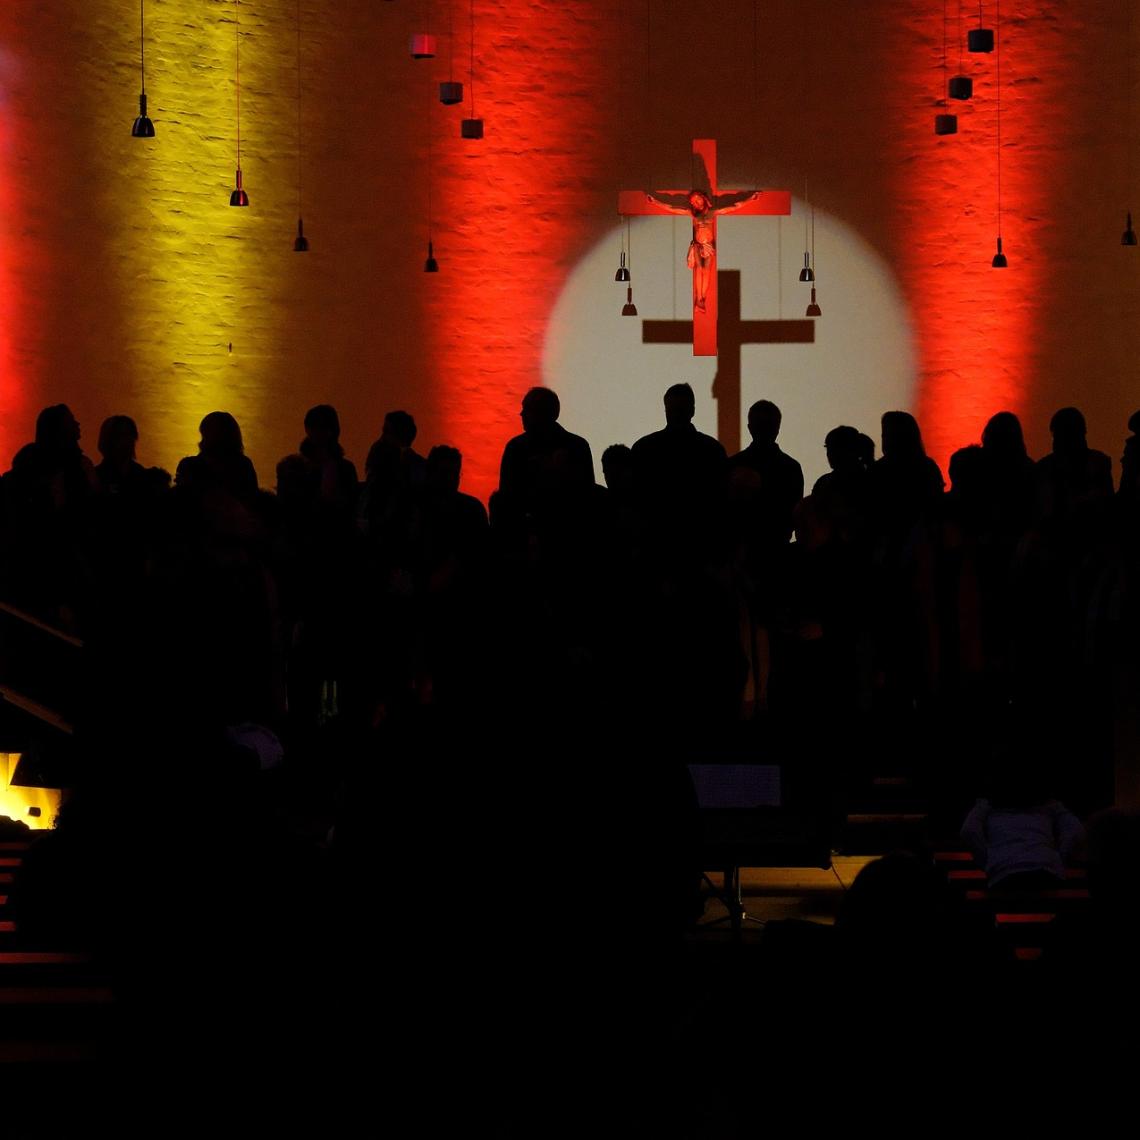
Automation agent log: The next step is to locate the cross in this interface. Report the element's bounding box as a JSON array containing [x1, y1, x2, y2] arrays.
[[642, 269, 814, 454], [619, 138, 791, 357]]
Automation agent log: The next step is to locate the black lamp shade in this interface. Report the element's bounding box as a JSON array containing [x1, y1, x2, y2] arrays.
[[132, 92, 155, 137], [935, 113, 958, 136], [461, 118, 484, 140], [230, 168, 249, 207], [948, 75, 973, 100], [968, 28, 995, 52]]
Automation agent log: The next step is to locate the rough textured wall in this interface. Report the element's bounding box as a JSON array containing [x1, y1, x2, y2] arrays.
[[0, 1, 1135, 498]]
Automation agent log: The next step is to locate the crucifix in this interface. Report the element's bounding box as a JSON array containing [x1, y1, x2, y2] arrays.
[[619, 138, 791, 356], [642, 269, 814, 454]]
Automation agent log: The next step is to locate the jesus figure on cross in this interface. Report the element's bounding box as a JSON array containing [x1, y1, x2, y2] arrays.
[[620, 140, 791, 356], [643, 187, 765, 313]]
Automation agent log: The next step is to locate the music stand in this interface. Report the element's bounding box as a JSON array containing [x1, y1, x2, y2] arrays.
[[688, 763, 832, 938], [689, 764, 779, 936]]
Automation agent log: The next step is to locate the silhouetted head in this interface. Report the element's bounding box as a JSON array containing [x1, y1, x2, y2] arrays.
[[1123, 434, 1140, 483], [687, 190, 712, 214], [837, 853, 957, 951], [949, 444, 986, 498], [1129, 410, 1140, 436], [601, 443, 634, 493], [382, 410, 418, 449], [1050, 406, 1087, 453], [881, 411, 926, 461], [35, 404, 81, 451], [664, 383, 696, 427], [824, 425, 862, 472], [981, 411, 1028, 460], [97, 415, 139, 466], [747, 400, 782, 446], [198, 411, 244, 457], [426, 444, 462, 494], [302, 404, 343, 459], [520, 387, 560, 433], [304, 404, 340, 442], [276, 452, 308, 500]]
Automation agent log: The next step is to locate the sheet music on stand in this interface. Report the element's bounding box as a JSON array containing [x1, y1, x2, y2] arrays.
[[687, 764, 781, 810]]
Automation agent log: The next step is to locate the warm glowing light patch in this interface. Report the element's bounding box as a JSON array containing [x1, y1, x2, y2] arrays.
[[543, 202, 917, 489], [0, 754, 59, 831]]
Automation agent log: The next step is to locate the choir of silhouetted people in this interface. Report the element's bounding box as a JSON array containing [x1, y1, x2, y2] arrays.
[[3, 388, 1140, 1124]]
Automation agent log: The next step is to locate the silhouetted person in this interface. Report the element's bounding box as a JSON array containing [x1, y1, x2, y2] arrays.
[[277, 404, 359, 522], [868, 410, 944, 542], [418, 445, 489, 568], [601, 443, 634, 499], [728, 399, 804, 548], [1036, 406, 1113, 526], [88, 415, 171, 619], [175, 411, 259, 506], [2, 404, 98, 621], [1119, 410, 1140, 517], [835, 853, 997, 994], [400, 446, 488, 710], [867, 412, 944, 718], [365, 409, 426, 492], [960, 752, 1084, 890], [811, 425, 872, 546], [631, 382, 727, 559], [980, 411, 1035, 540], [497, 387, 594, 514], [95, 415, 171, 499]]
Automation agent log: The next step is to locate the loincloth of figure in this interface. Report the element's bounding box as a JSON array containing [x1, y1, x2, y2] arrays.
[[686, 222, 716, 268]]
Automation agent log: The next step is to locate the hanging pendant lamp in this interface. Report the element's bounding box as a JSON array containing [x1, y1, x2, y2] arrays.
[[990, 3, 1006, 265], [425, 106, 439, 272], [949, 5, 973, 99], [969, 0, 994, 52], [229, 0, 248, 206], [799, 181, 814, 280], [131, 0, 155, 137], [461, 0, 484, 139], [1123, 212, 1138, 246], [935, 2, 958, 134], [293, 0, 307, 248], [440, 4, 463, 104], [620, 220, 637, 314], [805, 205, 822, 315]]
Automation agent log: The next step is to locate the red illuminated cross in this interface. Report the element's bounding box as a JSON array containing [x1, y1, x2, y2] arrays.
[[619, 139, 791, 356], [642, 270, 814, 454]]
